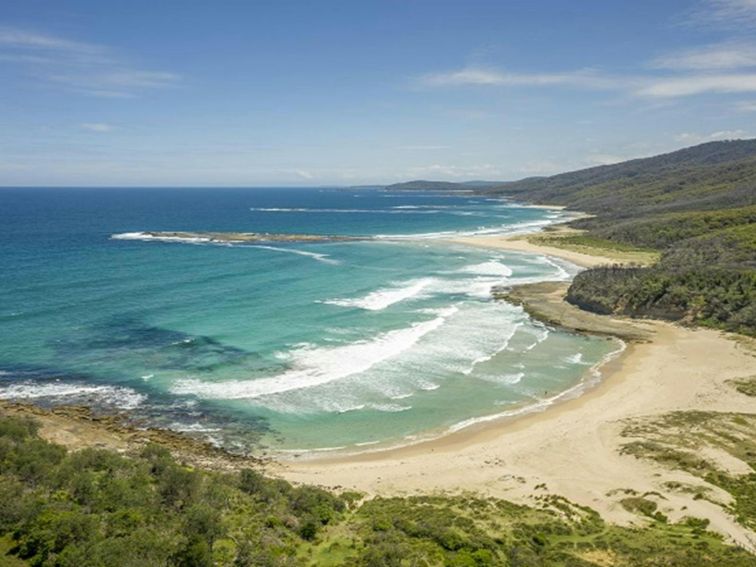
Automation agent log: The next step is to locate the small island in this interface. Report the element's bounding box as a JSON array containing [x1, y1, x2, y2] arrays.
[[114, 231, 369, 243]]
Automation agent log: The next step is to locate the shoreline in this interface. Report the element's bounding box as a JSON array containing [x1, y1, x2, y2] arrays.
[[447, 231, 620, 269], [2, 215, 755, 549], [272, 229, 756, 550], [270, 330, 629, 461], [267, 337, 629, 467], [276, 318, 756, 549], [266, 222, 655, 459]]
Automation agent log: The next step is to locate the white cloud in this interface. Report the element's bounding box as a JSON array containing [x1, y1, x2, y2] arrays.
[[637, 74, 756, 97], [48, 70, 179, 96], [420, 67, 505, 86], [404, 162, 510, 179], [0, 26, 179, 97], [584, 154, 625, 166], [0, 28, 101, 54], [651, 42, 756, 70], [675, 130, 750, 144], [80, 123, 114, 132], [419, 63, 756, 99], [418, 66, 617, 90], [516, 160, 567, 176], [396, 145, 449, 151], [689, 0, 756, 28]]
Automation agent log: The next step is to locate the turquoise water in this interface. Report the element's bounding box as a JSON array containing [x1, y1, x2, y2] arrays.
[[0, 188, 618, 454]]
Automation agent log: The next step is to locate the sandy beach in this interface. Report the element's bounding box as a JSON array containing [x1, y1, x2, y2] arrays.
[[447, 227, 657, 268], [449, 235, 609, 268], [275, 232, 756, 550]]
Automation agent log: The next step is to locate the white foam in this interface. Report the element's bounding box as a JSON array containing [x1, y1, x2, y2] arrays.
[[254, 301, 552, 425], [588, 340, 627, 380], [360, 301, 527, 381], [370, 403, 412, 413], [565, 353, 585, 364], [277, 445, 348, 454], [447, 339, 627, 434], [322, 278, 433, 310], [447, 386, 575, 433], [168, 422, 222, 433], [373, 218, 556, 241], [391, 205, 454, 210], [463, 322, 523, 375], [505, 256, 577, 286], [373, 226, 505, 240], [111, 233, 338, 264], [171, 306, 459, 400], [539, 257, 572, 280], [388, 392, 414, 400], [0, 381, 145, 409], [254, 245, 338, 265], [428, 275, 504, 299], [250, 207, 442, 215], [520, 326, 550, 352], [111, 232, 211, 244], [337, 403, 366, 414], [497, 372, 525, 384], [459, 261, 513, 277], [322, 270, 512, 311]]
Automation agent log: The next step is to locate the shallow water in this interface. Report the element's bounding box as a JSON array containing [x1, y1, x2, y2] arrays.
[[0, 187, 617, 453]]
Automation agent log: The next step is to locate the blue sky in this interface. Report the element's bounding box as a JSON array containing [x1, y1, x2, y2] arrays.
[[2, 0, 756, 186]]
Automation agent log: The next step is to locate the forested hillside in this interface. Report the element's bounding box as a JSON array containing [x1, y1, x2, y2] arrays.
[[487, 140, 756, 216], [488, 140, 756, 335]]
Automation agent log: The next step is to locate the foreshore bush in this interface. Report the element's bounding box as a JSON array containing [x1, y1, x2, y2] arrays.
[[1, 414, 753, 566]]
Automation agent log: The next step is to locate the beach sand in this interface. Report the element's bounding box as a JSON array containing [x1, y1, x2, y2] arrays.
[[448, 234, 613, 268], [446, 227, 657, 268], [275, 233, 756, 550]]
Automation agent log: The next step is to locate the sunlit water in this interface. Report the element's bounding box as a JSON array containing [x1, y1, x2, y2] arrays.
[[0, 187, 618, 454]]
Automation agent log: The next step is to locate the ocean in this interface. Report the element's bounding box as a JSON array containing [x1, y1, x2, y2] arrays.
[[0, 187, 619, 454]]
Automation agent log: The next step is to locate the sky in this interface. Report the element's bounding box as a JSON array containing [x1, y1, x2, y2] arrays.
[[1, 0, 756, 186]]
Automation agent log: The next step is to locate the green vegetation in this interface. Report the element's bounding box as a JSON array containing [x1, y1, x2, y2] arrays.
[[729, 376, 756, 397], [620, 411, 756, 531], [534, 233, 655, 254], [528, 232, 660, 265], [0, 415, 346, 566], [566, 261, 755, 334], [488, 140, 756, 216], [1, 414, 754, 566], [585, 206, 756, 251], [488, 140, 756, 334]]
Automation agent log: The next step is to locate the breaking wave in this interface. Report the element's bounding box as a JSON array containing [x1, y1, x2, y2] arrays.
[[0, 380, 145, 410], [171, 306, 459, 400]]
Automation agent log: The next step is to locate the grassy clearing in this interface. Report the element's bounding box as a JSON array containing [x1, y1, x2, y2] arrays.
[[528, 231, 661, 266], [621, 411, 756, 531]]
